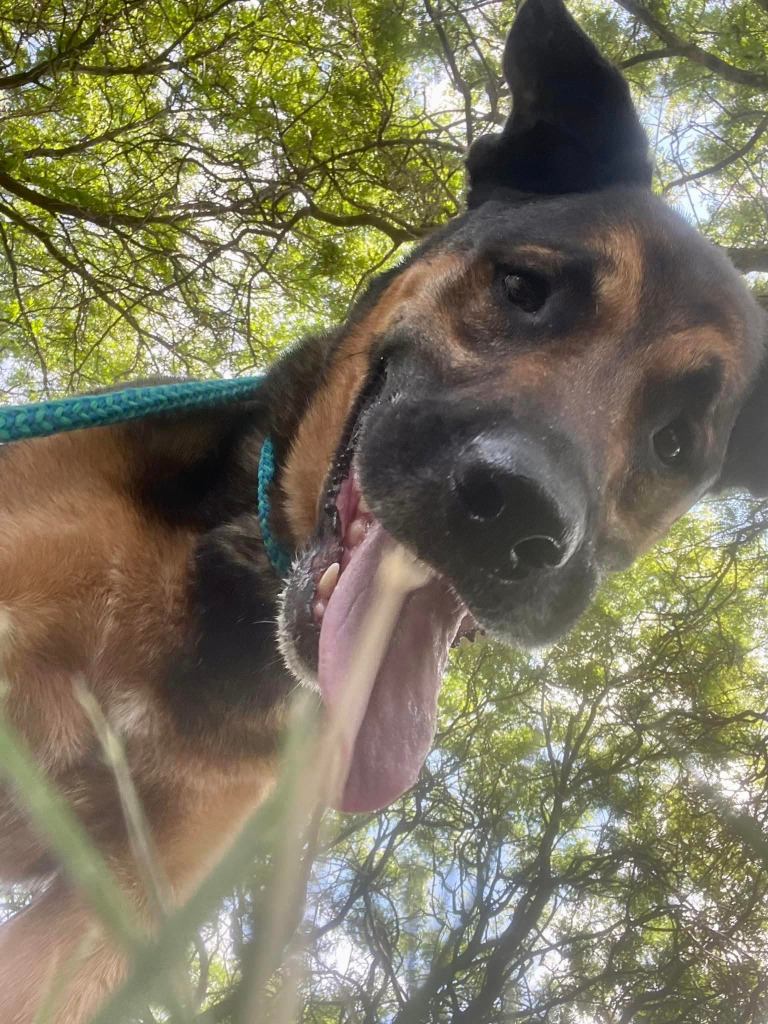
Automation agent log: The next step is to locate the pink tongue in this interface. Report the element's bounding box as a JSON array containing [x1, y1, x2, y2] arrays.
[[318, 523, 464, 813]]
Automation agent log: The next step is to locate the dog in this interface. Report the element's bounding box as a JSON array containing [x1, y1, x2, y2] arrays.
[[0, 0, 766, 1019]]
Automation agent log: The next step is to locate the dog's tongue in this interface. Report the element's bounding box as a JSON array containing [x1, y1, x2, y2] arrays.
[[318, 523, 464, 813]]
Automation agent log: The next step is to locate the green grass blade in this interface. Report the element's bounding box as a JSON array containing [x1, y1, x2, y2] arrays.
[[0, 708, 142, 951]]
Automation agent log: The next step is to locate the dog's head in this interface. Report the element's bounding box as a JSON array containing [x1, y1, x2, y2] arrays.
[[274, 0, 767, 812]]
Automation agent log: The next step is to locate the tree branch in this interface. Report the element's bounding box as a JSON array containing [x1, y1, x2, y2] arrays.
[[21, 111, 167, 160], [294, 200, 426, 244], [619, 47, 681, 69], [0, 168, 181, 228], [424, 0, 475, 146], [0, 0, 150, 90], [663, 114, 768, 192], [0, 200, 174, 353], [0, 223, 50, 395], [613, 0, 768, 91]]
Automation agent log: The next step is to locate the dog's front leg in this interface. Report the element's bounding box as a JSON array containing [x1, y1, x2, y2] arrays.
[[0, 874, 140, 1024], [0, 767, 273, 1024]]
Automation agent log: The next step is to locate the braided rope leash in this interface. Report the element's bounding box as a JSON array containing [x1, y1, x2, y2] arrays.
[[0, 378, 267, 442], [0, 378, 294, 578]]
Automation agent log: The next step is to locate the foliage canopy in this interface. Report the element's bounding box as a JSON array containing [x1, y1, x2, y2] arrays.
[[1, 0, 767, 394]]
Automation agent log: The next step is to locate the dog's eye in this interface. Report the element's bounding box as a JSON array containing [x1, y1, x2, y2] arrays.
[[501, 271, 549, 314], [653, 419, 691, 469]]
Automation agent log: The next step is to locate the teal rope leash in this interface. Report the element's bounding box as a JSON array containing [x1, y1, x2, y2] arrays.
[[0, 378, 294, 578], [0, 377, 267, 443]]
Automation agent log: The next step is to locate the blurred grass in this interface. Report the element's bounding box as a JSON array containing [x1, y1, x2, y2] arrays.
[[0, 546, 422, 1023], [0, 704, 143, 953], [92, 697, 324, 1024], [0, 690, 325, 1023]]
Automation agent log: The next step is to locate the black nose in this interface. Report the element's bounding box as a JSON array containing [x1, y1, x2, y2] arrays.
[[451, 441, 582, 581]]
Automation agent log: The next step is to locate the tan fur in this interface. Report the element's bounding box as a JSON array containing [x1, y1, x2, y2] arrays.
[[0, 428, 281, 1021], [641, 326, 747, 386], [592, 226, 645, 325], [0, 771, 272, 1023], [282, 253, 464, 542], [0, 431, 190, 775], [0, 880, 137, 1024]]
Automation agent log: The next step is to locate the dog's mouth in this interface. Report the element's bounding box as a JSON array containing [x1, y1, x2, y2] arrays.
[[278, 364, 477, 814]]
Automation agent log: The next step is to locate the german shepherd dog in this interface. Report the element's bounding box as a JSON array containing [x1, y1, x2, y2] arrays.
[[0, 0, 766, 1019]]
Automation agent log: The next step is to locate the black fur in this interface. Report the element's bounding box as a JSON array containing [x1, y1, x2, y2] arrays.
[[466, 0, 652, 205], [717, 353, 768, 495]]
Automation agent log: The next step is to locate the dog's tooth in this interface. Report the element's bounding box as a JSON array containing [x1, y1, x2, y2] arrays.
[[347, 518, 366, 547], [317, 562, 340, 599], [314, 599, 327, 623], [358, 494, 371, 515]]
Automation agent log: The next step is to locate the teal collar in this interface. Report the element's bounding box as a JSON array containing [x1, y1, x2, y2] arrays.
[[257, 435, 294, 578]]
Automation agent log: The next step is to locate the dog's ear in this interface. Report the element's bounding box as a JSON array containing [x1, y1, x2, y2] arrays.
[[466, 0, 652, 206], [716, 355, 768, 496]]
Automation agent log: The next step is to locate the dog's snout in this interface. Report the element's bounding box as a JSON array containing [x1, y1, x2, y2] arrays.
[[450, 438, 584, 581]]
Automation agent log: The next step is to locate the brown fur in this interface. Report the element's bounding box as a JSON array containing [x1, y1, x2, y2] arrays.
[[283, 252, 465, 541], [0, 427, 280, 1019]]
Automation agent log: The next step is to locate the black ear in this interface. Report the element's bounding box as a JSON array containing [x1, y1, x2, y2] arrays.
[[716, 354, 768, 496], [466, 0, 652, 206]]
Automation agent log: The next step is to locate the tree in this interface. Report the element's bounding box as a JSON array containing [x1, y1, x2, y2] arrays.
[[1, 0, 767, 1021], [1, 0, 766, 399]]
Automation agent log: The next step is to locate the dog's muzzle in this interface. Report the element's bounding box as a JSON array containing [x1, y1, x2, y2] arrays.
[[358, 391, 596, 645]]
